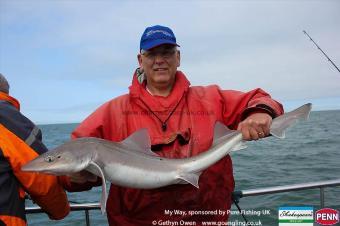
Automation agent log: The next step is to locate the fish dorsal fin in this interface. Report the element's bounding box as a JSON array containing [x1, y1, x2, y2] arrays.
[[88, 162, 107, 215], [121, 128, 157, 156], [212, 121, 234, 146], [177, 172, 201, 188]]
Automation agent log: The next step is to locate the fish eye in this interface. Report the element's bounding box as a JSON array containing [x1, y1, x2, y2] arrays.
[[57, 155, 61, 159], [44, 155, 55, 163]]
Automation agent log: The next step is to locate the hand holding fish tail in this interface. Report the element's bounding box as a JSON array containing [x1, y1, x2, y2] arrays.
[[237, 112, 272, 141]]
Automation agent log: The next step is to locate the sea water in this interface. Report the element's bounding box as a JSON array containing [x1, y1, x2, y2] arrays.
[[26, 110, 340, 225]]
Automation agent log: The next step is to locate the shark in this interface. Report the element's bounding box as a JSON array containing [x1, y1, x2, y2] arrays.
[[22, 103, 312, 214]]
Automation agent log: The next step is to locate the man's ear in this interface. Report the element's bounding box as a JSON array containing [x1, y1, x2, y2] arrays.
[[176, 50, 181, 67], [137, 54, 143, 69]]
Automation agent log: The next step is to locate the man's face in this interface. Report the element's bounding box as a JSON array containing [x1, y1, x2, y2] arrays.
[[138, 44, 180, 88]]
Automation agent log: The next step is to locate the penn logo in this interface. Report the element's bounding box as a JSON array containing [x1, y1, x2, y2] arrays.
[[315, 208, 339, 225]]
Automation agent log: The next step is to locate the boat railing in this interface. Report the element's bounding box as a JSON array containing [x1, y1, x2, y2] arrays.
[[232, 178, 340, 208], [25, 178, 340, 226], [26, 203, 101, 226]]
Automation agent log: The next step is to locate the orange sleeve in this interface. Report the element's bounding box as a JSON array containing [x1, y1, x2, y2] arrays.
[[0, 124, 70, 220], [0, 216, 26, 226]]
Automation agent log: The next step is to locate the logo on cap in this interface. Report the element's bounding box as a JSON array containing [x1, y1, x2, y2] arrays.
[[146, 30, 172, 37]]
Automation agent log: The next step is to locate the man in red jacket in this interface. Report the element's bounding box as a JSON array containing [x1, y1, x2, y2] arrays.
[[72, 25, 284, 226]]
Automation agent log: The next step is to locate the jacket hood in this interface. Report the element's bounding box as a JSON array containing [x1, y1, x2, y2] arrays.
[[0, 92, 20, 110]]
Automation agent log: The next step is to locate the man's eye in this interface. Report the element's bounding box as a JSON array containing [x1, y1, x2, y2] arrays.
[[163, 50, 173, 56], [143, 49, 175, 58], [147, 52, 156, 57], [144, 52, 154, 58]]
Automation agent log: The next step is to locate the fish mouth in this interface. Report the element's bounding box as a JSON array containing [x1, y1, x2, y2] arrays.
[[21, 163, 65, 176], [21, 158, 58, 174], [21, 162, 47, 172]]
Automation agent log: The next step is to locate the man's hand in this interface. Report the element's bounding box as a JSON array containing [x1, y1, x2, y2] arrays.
[[237, 113, 272, 141], [68, 170, 98, 184]]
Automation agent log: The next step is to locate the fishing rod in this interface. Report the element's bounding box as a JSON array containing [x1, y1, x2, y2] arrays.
[[303, 30, 340, 73]]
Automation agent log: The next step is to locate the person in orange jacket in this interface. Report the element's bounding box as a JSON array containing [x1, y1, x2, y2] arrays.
[[71, 25, 284, 226], [0, 73, 70, 226]]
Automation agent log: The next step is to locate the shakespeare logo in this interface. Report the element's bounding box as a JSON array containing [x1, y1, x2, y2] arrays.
[[279, 207, 313, 226]]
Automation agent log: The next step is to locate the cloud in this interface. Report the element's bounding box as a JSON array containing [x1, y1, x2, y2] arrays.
[[1, 0, 339, 123]]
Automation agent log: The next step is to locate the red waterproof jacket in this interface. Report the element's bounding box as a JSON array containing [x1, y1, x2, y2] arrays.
[[72, 70, 283, 226]]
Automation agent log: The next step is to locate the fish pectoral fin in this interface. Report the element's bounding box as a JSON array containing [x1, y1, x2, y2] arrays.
[[212, 121, 238, 146], [213, 121, 232, 141], [231, 141, 247, 152], [177, 173, 201, 189], [89, 162, 107, 215]]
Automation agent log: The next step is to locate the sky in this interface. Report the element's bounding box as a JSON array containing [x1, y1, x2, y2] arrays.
[[1, 0, 340, 124]]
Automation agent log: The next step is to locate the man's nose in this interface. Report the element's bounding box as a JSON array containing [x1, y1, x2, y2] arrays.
[[154, 54, 165, 64]]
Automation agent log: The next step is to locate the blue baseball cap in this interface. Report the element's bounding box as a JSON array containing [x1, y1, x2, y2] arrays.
[[140, 25, 180, 51]]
